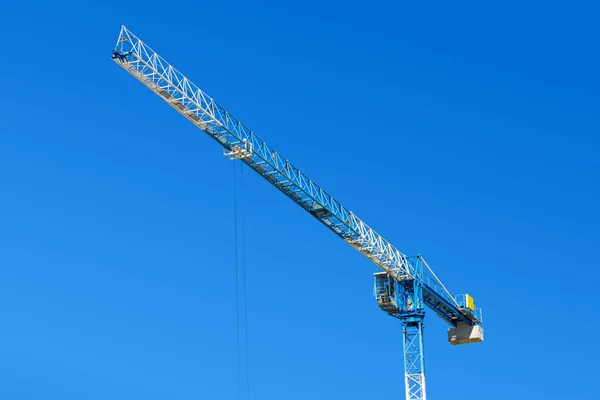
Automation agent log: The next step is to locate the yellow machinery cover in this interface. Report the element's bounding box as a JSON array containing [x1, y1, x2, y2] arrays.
[[465, 294, 475, 312]]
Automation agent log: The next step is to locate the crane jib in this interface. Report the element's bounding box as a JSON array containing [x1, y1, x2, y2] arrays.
[[111, 26, 483, 328]]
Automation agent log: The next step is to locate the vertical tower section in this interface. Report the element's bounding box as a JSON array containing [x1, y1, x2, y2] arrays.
[[374, 256, 427, 400], [401, 316, 426, 400]]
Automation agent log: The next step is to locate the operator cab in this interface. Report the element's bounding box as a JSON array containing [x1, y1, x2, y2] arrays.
[[374, 272, 399, 314]]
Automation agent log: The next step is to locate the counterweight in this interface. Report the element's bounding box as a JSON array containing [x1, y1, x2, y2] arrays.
[[111, 26, 483, 400]]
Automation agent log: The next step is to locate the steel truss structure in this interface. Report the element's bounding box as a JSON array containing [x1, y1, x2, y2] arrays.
[[112, 26, 483, 400]]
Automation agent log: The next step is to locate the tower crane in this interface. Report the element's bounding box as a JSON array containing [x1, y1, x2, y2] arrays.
[[111, 26, 484, 400]]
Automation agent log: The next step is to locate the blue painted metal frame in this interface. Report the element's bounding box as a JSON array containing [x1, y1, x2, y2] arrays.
[[111, 26, 482, 329], [112, 25, 485, 400]]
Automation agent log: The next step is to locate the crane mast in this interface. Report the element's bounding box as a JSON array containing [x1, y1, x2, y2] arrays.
[[111, 26, 483, 400]]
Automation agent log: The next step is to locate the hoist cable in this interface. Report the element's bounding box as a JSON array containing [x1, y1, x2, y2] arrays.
[[240, 163, 251, 400], [233, 161, 242, 400], [233, 160, 251, 400]]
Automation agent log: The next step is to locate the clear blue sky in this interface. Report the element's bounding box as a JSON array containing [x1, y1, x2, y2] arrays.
[[1, 1, 598, 399]]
